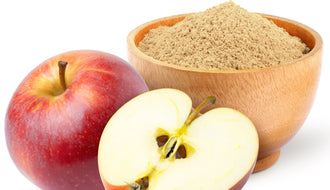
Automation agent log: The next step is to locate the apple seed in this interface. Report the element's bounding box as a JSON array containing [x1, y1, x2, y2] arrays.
[[156, 135, 169, 147], [175, 144, 187, 159]]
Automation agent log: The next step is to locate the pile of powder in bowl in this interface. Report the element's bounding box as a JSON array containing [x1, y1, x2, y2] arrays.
[[137, 1, 310, 70]]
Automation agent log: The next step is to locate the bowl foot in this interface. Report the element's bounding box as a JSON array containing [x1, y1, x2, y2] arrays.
[[253, 150, 281, 173]]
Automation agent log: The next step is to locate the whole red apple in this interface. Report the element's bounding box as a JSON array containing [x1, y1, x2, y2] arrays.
[[5, 50, 149, 190]]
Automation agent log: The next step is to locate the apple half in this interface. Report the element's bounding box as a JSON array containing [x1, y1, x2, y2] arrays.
[[98, 89, 259, 190]]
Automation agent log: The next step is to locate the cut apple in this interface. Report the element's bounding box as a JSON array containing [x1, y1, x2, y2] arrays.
[[98, 88, 259, 190]]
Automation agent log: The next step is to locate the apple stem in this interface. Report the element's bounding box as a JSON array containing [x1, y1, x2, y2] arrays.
[[184, 96, 216, 126], [58, 61, 68, 91]]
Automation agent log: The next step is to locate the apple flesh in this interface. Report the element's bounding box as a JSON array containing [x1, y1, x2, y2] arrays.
[[98, 88, 259, 190], [5, 50, 149, 190]]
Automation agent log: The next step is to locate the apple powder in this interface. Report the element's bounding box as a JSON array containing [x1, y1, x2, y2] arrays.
[[137, 1, 310, 70]]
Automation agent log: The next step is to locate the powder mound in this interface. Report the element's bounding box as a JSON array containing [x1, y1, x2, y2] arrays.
[[138, 1, 310, 70]]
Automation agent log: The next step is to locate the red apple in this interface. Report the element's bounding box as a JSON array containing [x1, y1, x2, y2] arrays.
[[5, 50, 149, 190]]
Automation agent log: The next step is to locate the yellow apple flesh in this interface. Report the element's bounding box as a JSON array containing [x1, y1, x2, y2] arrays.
[[98, 89, 259, 190]]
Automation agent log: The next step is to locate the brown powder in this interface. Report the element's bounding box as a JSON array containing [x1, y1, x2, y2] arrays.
[[137, 1, 310, 70]]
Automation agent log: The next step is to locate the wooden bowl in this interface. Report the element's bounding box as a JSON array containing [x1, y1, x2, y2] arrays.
[[127, 13, 323, 172]]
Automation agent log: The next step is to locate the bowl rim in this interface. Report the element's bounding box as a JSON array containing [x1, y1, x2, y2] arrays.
[[127, 13, 323, 74]]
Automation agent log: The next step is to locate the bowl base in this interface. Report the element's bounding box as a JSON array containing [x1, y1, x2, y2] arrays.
[[253, 150, 281, 173]]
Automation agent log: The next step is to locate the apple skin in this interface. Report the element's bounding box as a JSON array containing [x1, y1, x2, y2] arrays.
[[5, 50, 149, 190], [229, 162, 256, 190], [102, 183, 129, 190]]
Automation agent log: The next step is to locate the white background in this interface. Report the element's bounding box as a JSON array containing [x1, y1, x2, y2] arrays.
[[0, 0, 329, 189]]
